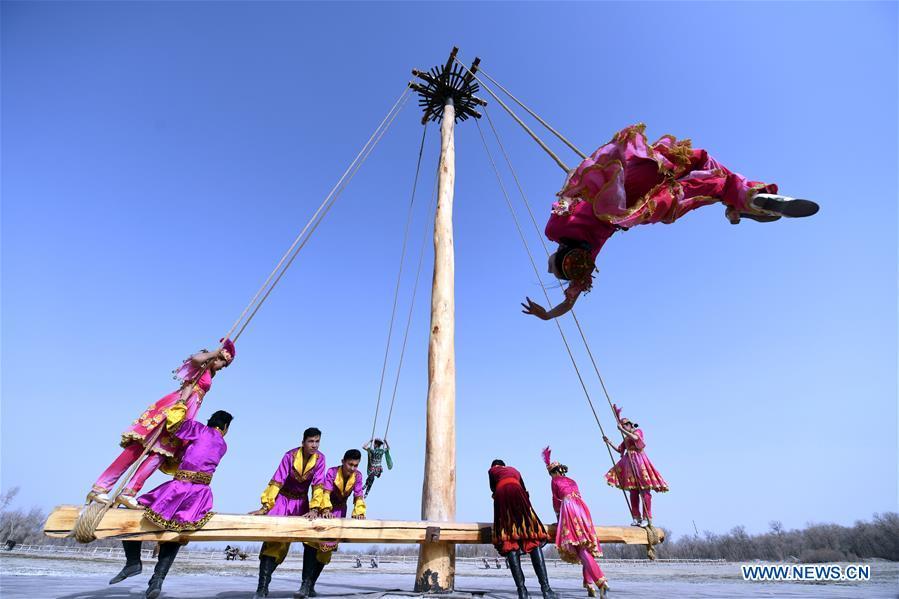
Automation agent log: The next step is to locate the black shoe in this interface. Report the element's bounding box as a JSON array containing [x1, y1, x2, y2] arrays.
[[294, 545, 317, 598], [506, 552, 530, 599], [255, 555, 277, 598], [294, 578, 313, 599], [145, 542, 180, 599], [110, 541, 143, 585], [751, 194, 819, 218], [528, 548, 558, 599]]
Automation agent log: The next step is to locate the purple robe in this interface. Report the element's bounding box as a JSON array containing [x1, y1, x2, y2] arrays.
[[137, 419, 226, 531], [266, 449, 327, 516]]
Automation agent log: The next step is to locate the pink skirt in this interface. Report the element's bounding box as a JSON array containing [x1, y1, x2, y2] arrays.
[[555, 494, 602, 564], [605, 451, 668, 492]]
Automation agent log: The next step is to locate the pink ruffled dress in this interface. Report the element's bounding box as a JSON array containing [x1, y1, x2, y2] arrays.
[[605, 429, 668, 492], [120, 360, 213, 458]]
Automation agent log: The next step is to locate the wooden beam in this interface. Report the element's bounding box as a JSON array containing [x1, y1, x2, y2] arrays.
[[43, 506, 664, 545]]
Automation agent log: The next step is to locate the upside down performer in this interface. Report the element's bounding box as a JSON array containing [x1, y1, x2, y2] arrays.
[[88, 341, 236, 507], [251, 428, 327, 599], [109, 406, 234, 599], [603, 404, 668, 526], [488, 459, 556, 599], [522, 124, 819, 320], [543, 448, 608, 598], [297, 449, 367, 598]]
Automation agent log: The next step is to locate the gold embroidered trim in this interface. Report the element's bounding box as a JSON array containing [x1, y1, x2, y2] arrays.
[[174, 470, 212, 485], [143, 507, 214, 532]]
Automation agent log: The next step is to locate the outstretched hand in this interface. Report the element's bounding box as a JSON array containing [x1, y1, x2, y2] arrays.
[[521, 297, 550, 320]]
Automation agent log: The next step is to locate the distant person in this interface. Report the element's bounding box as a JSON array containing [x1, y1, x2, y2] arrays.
[[495, 557, 502, 569], [370, 556, 379, 568], [603, 404, 668, 526], [543, 447, 608, 598], [249, 428, 326, 599], [88, 342, 235, 508], [362, 438, 393, 497], [355, 556, 363, 568], [483, 558, 490, 569], [488, 459, 556, 599], [295, 449, 367, 598], [4, 540, 16, 551], [109, 408, 233, 599]]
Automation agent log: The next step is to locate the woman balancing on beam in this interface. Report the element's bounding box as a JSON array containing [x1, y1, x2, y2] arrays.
[[543, 448, 608, 598], [87, 340, 235, 508], [603, 404, 668, 527], [522, 124, 819, 320]]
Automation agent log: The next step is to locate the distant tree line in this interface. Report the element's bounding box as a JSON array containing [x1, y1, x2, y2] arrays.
[[3, 488, 895, 561]]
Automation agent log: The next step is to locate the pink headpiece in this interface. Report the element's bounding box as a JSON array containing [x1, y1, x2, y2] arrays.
[[219, 338, 236, 363], [613, 403, 623, 422], [542, 446, 563, 474]]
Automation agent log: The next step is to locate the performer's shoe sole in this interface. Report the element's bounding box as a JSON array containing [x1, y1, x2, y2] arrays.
[[752, 196, 819, 218]]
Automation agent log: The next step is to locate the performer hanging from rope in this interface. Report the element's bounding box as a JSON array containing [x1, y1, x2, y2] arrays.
[[87, 341, 236, 508], [522, 124, 819, 320], [543, 448, 608, 598], [488, 459, 557, 599], [250, 427, 327, 599], [297, 449, 367, 598], [109, 406, 233, 599], [603, 404, 668, 526], [362, 438, 392, 498]]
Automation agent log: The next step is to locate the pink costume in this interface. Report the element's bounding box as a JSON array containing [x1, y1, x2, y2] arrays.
[[316, 465, 367, 557], [258, 448, 327, 565], [544, 448, 606, 590], [138, 412, 227, 531], [546, 123, 778, 296], [605, 406, 668, 521], [94, 359, 215, 496]]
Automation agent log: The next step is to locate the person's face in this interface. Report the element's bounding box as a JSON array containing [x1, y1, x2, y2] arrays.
[[342, 458, 360, 476], [220, 423, 230, 437], [303, 435, 321, 455], [621, 419, 636, 431], [547, 253, 562, 278], [211, 357, 230, 372]]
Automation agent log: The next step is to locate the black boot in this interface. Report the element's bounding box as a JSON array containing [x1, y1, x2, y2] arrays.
[[506, 552, 529, 599], [255, 555, 277, 598], [293, 545, 317, 598], [308, 557, 326, 597], [529, 548, 557, 599], [146, 542, 180, 599], [109, 541, 142, 585]]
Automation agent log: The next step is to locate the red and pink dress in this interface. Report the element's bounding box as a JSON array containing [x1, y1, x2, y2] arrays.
[[605, 429, 668, 521], [551, 475, 607, 590], [546, 123, 778, 296], [94, 359, 214, 495]]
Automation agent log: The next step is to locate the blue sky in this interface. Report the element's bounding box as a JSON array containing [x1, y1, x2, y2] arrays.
[[2, 1, 896, 542]]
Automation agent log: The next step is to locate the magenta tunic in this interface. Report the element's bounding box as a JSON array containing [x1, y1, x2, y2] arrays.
[[267, 449, 327, 516], [551, 476, 602, 563], [121, 360, 213, 458], [137, 419, 226, 531], [605, 429, 668, 492], [323, 466, 364, 518]]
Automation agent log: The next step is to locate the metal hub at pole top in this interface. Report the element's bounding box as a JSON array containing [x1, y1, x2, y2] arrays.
[[409, 47, 486, 124]]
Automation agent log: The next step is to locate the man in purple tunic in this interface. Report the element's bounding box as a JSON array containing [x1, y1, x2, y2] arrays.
[[251, 427, 327, 599], [109, 407, 233, 599], [297, 448, 367, 597]]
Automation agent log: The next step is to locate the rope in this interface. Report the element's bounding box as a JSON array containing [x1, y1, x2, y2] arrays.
[[474, 119, 632, 518], [233, 88, 411, 341], [75, 88, 411, 543], [482, 108, 618, 416], [382, 163, 440, 440], [645, 524, 661, 560], [453, 59, 569, 173], [370, 123, 429, 443], [475, 67, 587, 160]]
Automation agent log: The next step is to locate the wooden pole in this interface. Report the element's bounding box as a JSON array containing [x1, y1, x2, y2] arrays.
[[415, 96, 456, 593]]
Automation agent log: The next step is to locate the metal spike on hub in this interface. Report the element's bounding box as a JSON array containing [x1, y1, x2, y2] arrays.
[[410, 47, 485, 124]]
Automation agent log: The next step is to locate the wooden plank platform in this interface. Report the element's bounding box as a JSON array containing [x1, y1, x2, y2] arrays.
[[44, 505, 662, 545]]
